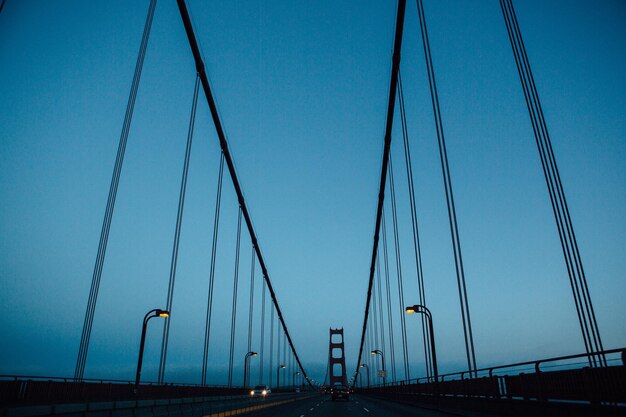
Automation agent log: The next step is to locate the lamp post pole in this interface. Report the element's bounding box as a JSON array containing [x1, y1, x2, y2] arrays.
[[405, 304, 439, 381], [293, 371, 300, 390], [135, 309, 169, 391], [276, 364, 285, 390], [370, 350, 386, 385], [243, 351, 257, 389], [360, 363, 370, 388]]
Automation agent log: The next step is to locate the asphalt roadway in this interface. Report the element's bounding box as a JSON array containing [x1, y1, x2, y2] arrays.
[[245, 394, 460, 417]]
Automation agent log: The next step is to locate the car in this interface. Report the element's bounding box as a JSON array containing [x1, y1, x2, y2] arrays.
[[330, 384, 349, 401], [250, 385, 271, 397]]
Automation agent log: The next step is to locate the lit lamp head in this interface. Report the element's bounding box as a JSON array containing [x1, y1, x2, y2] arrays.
[[280, 364, 286, 369], [405, 305, 418, 314], [156, 309, 170, 318], [360, 364, 366, 368]]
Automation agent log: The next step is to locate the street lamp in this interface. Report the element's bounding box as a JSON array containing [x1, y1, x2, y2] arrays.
[[360, 363, 370, 388], [370, 349, 386, 385], [293, 371, 300, 389], [135, 309, 170, 390], [405, 304, 439, 381], [276, 364, 286, 390], [243, 351, 257, 388]]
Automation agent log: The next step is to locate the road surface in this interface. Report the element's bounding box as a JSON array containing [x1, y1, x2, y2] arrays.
[[246, 394, 459, 417]]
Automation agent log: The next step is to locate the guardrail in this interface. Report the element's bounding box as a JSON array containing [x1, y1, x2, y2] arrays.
[[0, 376, 306, 407], [357, 347, 626, 405]]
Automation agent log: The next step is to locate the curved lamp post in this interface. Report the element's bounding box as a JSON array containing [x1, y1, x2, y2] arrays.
[[360, 363, 370, 388], [243, 351, 257, 388], [370, 349, 386, 385], [405, 304, 439, 381], [135, 309, 170, 390], [276, 364, 286, 390]]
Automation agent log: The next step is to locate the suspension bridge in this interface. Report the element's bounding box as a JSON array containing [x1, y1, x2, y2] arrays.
[[1, 0, 625, 416]]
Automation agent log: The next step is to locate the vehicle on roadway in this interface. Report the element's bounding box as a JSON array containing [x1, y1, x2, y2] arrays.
[[330, 384, 349, 401], [250, 385, 271, 396]]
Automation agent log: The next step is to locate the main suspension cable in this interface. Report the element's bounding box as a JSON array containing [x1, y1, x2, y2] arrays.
[[353, 0, 407, 385], [176, 0, 311, 382]]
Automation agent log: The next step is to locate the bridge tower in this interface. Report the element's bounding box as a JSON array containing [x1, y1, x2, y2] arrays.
[[328, 328, 348, 386]]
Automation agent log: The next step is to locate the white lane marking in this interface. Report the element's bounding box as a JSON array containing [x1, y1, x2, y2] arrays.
[[310, 408, 315, 411], [299, 415, 304, 417], [363, 407, 370, 412]]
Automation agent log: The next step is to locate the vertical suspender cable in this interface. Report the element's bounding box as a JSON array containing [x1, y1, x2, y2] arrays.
[[269, 305, 274, 387], [499, 0, 604, 365], [277, 320, 281, 377], [388, 156, 411, 380], [259, 280, 266, 384], [368, 297, 379, 374], [158, 74, 200, 383], [247, 247, 256, 384], [375, 253, 387, 375], [382, 212, 397, 382], [323, 347, 329, 386], [416, 0, 477, 376], [283, 332, 287, 369], [75, 0, 157, 380], [398, 72, 432, 378], [227, 208, 243, 387], [202, 153, 225, 385], [372, 268, 380, 367]]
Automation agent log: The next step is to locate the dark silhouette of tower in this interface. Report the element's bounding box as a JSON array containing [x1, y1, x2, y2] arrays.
[[329, 328, 348, 386]]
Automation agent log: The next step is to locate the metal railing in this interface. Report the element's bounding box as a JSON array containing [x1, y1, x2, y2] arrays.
[[357, 347, 626, 405]]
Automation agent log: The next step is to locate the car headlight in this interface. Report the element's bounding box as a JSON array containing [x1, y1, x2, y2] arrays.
[[262, 390, 267, 395], [250, 390, 254, 395]]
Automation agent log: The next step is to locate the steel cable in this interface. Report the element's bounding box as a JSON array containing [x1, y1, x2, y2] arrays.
[[259, 280, 266, 384], [388, 155, 411, 380], [158, 74, 200, 383], [499, 0, 604, 365], [75, 0, 157, 380], [246, 247, 256, 385], [398, 71, 432, 378], [227, 208, 243, 387], [416, 0, 477, 376], [381, 212, 397, 382], [269, 305, 274, 387], [202, 153, 225, 385]]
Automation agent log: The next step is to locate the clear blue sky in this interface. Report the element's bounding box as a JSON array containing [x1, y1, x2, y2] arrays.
[[1, 0, 624, 385]]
